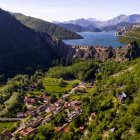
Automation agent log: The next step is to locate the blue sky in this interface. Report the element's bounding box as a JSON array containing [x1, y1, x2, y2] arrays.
[[0, 0, 140, 22]]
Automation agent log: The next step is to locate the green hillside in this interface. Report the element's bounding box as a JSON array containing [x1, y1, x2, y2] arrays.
[[119, 27, 140, 45], [2, 59, 140, 139], [14, 13, 83, 39]]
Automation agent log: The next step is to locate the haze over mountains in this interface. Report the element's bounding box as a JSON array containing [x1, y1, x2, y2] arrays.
[[55, 14, 140, 32]]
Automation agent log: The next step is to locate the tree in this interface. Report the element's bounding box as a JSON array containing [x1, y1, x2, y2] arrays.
[[73, 115, 81, 128], [90, 133, 102, 140], [132, 118, 140, 133]]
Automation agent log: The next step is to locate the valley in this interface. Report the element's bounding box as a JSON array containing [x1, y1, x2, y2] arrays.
[[0, 1, 140, 139], [1, 58, 140, 140]]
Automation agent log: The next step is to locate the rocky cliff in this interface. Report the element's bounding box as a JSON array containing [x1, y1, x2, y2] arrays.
[[66, 42, 140, 62]]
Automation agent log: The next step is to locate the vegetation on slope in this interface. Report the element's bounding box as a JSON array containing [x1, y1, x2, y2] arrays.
[[119, 27, 140, 45], [14, 13, 83, 39], [1, 58, 140, 139], [47, 60, 99, 81]]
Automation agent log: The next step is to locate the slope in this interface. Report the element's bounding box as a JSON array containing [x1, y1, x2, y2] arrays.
[[14, 13, 82, 39], [0, 9, 68, 75]]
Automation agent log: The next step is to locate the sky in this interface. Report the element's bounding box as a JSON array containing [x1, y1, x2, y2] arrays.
[[0, 0, 140, 22]]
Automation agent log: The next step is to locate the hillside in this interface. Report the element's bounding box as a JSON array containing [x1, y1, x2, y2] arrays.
[[119, 27, 140, 45], [0, 9, 68, 76], [101, 22, 132, 32], [58, 23, 101, 32], [13, 13, 82, 39], [1, 58, 140, 139], [100, 14, 140, 27], [57, 23, 88, 32]]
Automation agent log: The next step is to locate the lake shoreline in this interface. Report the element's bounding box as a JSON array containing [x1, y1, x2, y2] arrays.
[[63, 31, 125, 48]]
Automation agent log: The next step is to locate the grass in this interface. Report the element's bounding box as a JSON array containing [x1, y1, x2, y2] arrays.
[[0, 121, 18, 133], [43, 77, 80, 94], [28, 90, 44, 96], [70, 94, 81, 100]]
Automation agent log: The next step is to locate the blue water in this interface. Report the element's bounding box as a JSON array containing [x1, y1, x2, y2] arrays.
[[63, 31, 124, 47]]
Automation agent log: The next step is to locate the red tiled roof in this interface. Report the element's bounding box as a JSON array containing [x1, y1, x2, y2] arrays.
[[19, 127, 36, 137]]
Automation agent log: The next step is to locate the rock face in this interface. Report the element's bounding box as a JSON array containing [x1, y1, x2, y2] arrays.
[[66, 42, 140, 62]]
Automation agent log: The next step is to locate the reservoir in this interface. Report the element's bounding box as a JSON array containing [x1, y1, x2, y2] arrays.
[[63, 31, 124, 47]]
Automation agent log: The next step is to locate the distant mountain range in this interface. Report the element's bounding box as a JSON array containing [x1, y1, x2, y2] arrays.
[[54, 14, 140, 32], [13, 13, 82, 40]]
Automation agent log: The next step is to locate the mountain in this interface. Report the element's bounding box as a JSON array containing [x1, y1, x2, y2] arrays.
[[101, 22, 133, 32], [64, 18, 95, 27], [98, 14, 140, 27], [13, 13, 82, 39], [0, 8, 69, 75], [57, 23, 101, 32], [57, 14, 140, 31]]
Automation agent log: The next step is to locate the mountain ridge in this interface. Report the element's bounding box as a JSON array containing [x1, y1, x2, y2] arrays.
[[0, 8, 69, 75], [13, 13, 82, 40], [54, 14, 140, 32]]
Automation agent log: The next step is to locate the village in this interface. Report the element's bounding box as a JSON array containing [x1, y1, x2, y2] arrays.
[[0, 81, 95, 139], [0, 75, 129, 140]]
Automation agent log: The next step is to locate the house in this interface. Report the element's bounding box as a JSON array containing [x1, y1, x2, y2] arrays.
[[31, 117, 43, 128], [19, 127, 36, 137], [43, 95, 55, 103], [43, 115, 54, 123], [25, 102, 33, 110], [66, 112, 78, 123], [37, 102, 48, 113], [1, 129, 13, 139], [55, 123, 69, 132], [17, 112, 25, 118], [73, 106, 82, 111], [79, 126, 85, 131], [53, 107, 63, 114], [75, 85, 86, 93], [89, 112, 97, 122], [55, 98, 64, 107], [70, 100, 81, 106], [63, 126, 69, 133], [64, 102, 70, 108], [109, 128, 115, 133], [31, 110, 38, 116], [26, 109, 37, 117], [117, 92, 127, 103], [45, 105, 56, 113], [24, 96, 36, 104], [91, 112, 97, 117]]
